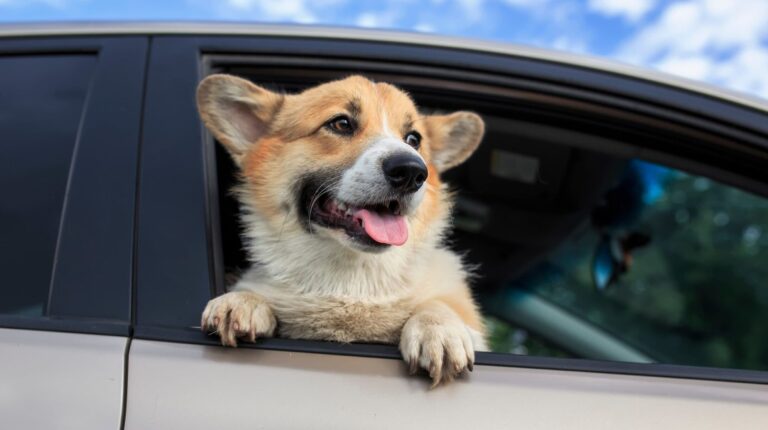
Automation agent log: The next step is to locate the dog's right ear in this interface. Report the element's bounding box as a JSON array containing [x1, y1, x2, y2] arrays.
[[196, 74, 284, 163]]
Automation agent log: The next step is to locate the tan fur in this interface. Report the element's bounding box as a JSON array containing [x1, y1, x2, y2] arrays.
[[197, 74, 486, 385]]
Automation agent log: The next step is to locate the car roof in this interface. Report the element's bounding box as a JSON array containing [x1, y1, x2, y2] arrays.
[[1, 21, 767, 115]]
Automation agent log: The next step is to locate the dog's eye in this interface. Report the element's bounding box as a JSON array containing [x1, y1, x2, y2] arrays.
[[326, 115, 355, 135], [404, 131, 421, 149]]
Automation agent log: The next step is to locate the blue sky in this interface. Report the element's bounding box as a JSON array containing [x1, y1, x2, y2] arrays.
[[2, 0, 767, 100]]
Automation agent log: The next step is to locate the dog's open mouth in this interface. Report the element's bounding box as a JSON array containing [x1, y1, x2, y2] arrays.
[[306, 192, 408, 247]]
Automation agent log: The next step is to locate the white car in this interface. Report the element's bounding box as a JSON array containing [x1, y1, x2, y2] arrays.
[[1, 22, 767, 429]]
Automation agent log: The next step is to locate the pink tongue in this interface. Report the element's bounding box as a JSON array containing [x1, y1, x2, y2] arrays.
[[353, 209, 408, 246]]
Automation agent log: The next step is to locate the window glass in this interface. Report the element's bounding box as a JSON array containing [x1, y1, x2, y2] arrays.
[[0, 55, 96, 316], [485, 316, 573, 358], [485, 160, 768, 371]]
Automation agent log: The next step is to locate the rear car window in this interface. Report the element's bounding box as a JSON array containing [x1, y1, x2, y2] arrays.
[[0, 54, 96, 316]]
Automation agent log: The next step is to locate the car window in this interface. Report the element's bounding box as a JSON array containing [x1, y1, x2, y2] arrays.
[[0, 54, 96, 316], [485, 160, 768, 371], [202, 66, 768, 375]]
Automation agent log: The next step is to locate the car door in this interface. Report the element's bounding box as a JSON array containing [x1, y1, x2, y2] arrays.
[[125, 31, 768, 429], [0, 35, 147, 429]]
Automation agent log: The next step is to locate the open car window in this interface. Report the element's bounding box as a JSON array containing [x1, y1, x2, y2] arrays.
[[160, 48, 768, 380]]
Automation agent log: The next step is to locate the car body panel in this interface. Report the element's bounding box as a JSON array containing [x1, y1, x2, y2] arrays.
[[1, 25, 768, 429], [125, 340, 768, 430], [0, 328, 127, 430]]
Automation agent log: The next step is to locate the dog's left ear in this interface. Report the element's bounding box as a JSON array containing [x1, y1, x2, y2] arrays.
[[196, 74, 284, 164], [424, 112, 485, 172]]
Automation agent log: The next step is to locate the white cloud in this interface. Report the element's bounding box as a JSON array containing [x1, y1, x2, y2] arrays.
[[355, 12, 380, 28], [413, 23, 436, 33], [355, 11, 399, 28], [587, 0, 657, 22], [619, 0, 768, 62], [218, 0, 350, 24], [503, 0, 541, 8], [654, 54, 713, 81], [457, 0, 485, 23], [251, 0, 315, 23], [502, 0, 555, 14], [617, 0, 768, 98], [502, 0, 579, 26], [711, 45, 768, 97], [551, 36, 588, 54]]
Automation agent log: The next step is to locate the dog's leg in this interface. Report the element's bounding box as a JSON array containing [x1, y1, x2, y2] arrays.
[[399, 299, 480, 387], [201, 290, 277, 347]]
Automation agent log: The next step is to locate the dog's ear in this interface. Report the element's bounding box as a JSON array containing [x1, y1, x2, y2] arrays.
[[424, 111, 485, 172], [196, 74, 284, 163]]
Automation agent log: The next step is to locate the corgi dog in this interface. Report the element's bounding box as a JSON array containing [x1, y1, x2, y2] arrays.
[[197, 74, 486, 385]]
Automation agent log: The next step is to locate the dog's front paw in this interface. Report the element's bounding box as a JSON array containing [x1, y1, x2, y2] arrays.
[[399, 308, 475, 387], [201, 290, 276, 347]]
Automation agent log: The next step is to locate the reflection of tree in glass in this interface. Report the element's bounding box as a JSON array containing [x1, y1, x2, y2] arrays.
[[623, 171, 768, 369], [487, 162, 768, 371]]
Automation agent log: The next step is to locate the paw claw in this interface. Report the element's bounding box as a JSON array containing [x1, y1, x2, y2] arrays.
[[200, 291, 276, 347], [429, 363, 441, 381], [399, 308, 477, 387]]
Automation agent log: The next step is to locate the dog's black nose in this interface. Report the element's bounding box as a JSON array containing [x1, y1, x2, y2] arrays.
[[382, 153, 428, 193]]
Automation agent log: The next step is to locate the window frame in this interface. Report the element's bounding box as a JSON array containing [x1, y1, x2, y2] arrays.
[[133, 35, 768, 385], [0, 36, 149, 337]]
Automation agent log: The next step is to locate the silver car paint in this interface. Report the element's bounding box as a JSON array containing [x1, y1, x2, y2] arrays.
[[125, 340, 768, 430], [0, 328, 126, 430]]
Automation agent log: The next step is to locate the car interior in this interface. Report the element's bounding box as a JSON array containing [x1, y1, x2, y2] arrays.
[[207, 64, 768, 372]]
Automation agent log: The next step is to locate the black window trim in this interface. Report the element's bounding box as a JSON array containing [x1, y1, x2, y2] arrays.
[[133, 35, 768, 386], [0, 315, 130, 337]]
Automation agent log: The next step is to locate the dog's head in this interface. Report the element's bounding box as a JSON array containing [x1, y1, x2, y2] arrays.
[[197, 75, 484, 253]]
